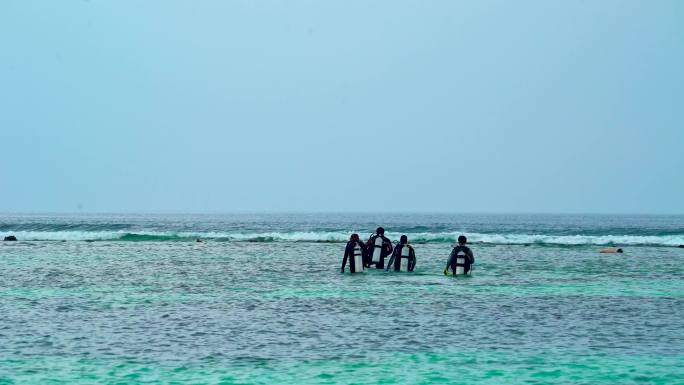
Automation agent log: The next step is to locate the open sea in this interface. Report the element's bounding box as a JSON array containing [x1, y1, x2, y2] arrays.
[[1, 213, 683, 384]]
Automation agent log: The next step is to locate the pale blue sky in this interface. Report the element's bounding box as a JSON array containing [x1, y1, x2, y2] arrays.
[[1, 0, 683, 213]]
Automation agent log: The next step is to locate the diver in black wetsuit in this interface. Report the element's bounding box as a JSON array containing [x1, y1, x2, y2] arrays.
[[341, 233, 367, 273], [385, 235, 416, 272], [366, 227, 393, 269], [444, 235, 475, 275]]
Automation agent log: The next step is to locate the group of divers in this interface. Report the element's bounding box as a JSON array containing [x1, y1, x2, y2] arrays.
[[341, 227, 475, 276]]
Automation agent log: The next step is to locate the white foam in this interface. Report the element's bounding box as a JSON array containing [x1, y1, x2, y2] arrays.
[[5, 230, 126, 241], [464, 232, 684, 246], [2, 230, 683, 246]]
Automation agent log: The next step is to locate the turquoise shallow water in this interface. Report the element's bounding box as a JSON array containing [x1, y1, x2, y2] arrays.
[[1, 214, 683, 384]]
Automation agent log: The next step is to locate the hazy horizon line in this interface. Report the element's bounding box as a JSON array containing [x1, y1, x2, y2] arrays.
[[1, 211, 683, 217]]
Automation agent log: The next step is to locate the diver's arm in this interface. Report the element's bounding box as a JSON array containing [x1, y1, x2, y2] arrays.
[[467, 248, 475, 264], [341, 247, 350, 273], [409, 248, 416, 271], [385, 254, 395, 271], [444, 249, 455, 274], [385, 247, 398, 271], [447, 249, 456, 267], [365, 236, 374, 248], [385, 239, 394, 256], [361, 242, 370, 267]]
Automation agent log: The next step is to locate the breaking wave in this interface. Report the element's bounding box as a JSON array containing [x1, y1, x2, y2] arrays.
[[2, 230, 683, 246]]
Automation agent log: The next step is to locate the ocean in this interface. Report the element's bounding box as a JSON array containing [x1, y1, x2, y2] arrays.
[[1, 213, 682, 384]]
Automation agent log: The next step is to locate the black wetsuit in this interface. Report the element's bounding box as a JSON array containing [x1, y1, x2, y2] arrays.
[[446, 245, 474, 275], [386, 243, 416, 272], [366, 234, 393, 269], [341, 240, 367, 273]]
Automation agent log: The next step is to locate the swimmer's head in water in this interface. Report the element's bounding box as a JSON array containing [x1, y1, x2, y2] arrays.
[[376, 227, 385, 235], [617, 248, 623, 253], [400, 235, 408, 244], [458, 235, 467, 245]]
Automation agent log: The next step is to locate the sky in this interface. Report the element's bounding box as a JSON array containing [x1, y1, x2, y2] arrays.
[[1, 0, 683, 214]]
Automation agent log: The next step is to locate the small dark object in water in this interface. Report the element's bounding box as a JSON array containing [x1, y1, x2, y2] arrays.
[[678, 245, 684, 248], [3, 235, 17, 241], [600, 247, 623, 254], [196, 238, 202, 243]]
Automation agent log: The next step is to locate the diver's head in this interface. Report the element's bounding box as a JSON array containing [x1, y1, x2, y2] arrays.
[[350, 233, 359, 242], [458, 235, 467, 245], [400, 235, 408, 244], [376, 227, 385, 235]]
